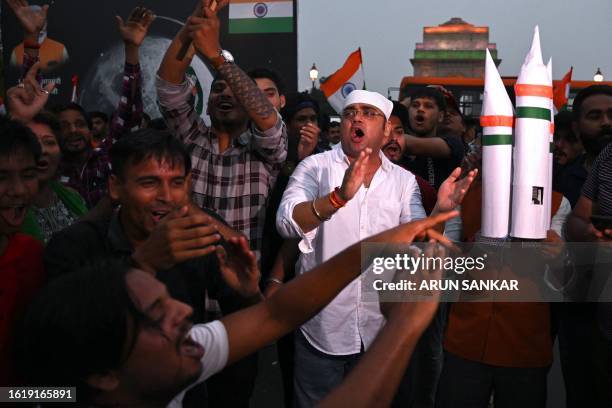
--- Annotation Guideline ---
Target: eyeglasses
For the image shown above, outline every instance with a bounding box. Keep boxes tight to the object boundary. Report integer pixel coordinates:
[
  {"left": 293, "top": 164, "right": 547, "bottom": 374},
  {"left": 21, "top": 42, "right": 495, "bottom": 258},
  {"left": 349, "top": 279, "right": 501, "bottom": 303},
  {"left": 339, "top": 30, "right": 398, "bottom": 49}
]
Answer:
[{"left": 341, "top": 108, "right": 385, "bottom": 120}]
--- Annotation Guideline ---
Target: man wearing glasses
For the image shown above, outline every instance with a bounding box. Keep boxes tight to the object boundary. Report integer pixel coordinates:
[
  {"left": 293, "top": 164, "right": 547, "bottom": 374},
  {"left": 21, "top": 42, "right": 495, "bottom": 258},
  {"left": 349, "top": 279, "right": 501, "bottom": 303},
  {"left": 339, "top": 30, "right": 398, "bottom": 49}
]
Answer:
[{"left": 276, "top": 90, "right": 475, "bottom": 406}]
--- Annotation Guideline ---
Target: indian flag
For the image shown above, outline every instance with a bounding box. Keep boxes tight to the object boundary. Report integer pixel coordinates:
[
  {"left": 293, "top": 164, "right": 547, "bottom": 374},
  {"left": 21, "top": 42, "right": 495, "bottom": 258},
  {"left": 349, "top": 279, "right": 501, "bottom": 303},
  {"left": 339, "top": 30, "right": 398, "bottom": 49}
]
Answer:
[
  {"left": 229, "top": 0, "right": 294, "bottom": 34},
  {"left": 320, "top": 48, "right": 365, "bottom": 114},
  {"left": 553, "top": 67, "right": 573, "bottom": 113}
]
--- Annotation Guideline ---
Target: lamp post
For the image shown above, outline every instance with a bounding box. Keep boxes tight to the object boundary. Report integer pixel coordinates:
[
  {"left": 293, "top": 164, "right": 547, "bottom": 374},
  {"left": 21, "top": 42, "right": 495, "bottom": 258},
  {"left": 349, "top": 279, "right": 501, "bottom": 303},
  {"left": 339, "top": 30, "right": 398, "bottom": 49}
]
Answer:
[
  {"left": 594, "top": 68, "right": 604, "bottom": 82},
  {"left": 309, "top": 63, "right": 319, "bottom": 90}
]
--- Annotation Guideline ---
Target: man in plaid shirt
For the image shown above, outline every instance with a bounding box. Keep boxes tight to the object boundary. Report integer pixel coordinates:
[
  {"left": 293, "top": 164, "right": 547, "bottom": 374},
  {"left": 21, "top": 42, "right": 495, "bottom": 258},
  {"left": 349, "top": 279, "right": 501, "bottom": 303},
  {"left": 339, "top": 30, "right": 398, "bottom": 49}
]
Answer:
[{"left": 156, "top": 2, "right": 287, "bottom": 257}]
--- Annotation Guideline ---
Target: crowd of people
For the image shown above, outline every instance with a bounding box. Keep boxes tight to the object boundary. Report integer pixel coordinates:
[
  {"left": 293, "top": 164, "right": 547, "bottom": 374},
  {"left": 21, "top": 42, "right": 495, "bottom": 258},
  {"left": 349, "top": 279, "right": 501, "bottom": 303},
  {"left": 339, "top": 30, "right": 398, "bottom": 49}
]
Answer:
[{"left": 1, "top": 0, "right": 612, "bottom": 407}]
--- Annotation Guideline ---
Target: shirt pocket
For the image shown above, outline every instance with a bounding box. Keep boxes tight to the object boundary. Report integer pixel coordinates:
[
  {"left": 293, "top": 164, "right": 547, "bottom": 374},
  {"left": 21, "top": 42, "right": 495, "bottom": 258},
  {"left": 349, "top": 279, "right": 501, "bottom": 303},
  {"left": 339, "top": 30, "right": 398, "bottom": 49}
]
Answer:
[{"left": 369, "top": 199, "right": 402, "bottom": 231}]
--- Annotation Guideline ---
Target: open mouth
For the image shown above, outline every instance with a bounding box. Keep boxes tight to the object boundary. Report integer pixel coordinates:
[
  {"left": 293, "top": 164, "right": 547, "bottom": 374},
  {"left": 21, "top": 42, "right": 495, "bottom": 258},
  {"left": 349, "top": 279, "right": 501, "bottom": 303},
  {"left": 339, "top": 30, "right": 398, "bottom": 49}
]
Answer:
[
  {"left": 37, "top": 159, "right": 49, "bottom": 171},
  {"left": 178, "top": 332, "right": 204, "bottom": 360},
  {"left": 414, "top": 114, "right": 425, "bottom": 127},
  {"left": 351, "top": 127, "right": 365, "bottom": 143},
  {"left": 384, "top": 142, "right": 401, "bottom": 155},
  {"left": 0, "top": 205, "right": 27, "bottom": 228},
  {"left": 217, "top": 100, "right": 235, "bottom": 112},
  {"left": 151, "top": 209, "right": 171, "bottom": 224}
]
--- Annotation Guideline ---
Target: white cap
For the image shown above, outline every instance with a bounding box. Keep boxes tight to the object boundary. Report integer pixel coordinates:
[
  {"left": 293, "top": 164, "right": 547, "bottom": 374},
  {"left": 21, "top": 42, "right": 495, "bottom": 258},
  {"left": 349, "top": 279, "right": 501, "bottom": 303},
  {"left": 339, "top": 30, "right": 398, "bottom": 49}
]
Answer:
[{"left": 343, "top": 90, "right": 393, "bottom": 120}]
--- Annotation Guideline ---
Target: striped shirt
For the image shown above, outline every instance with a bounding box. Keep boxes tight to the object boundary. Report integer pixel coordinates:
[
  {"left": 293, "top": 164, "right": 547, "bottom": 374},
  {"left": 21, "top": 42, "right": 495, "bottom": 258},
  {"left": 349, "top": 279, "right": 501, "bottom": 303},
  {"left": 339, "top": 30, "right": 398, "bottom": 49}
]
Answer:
[
  {"left": 582, "top": 143, "right": 612, "bottom": 342},
  {"left": 156, "top": 76, "right": 287, "bottom": 255},
  {"left": 583, "top": 142, "right": 612, "bottom": 216}
]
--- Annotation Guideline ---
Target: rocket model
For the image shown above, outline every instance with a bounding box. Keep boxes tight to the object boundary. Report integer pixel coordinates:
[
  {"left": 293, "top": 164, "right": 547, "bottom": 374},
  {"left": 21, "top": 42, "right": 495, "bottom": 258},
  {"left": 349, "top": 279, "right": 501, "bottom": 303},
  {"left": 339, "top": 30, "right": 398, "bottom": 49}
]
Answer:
[
  {"left": 510, "top": 26, "right": 553, "bottom": 239},
  {"left": 481, "top": 49, "right": 514, "bottom": 238},
  {"left": 481, "top": 26, "right": 553, "bottom": 239}
]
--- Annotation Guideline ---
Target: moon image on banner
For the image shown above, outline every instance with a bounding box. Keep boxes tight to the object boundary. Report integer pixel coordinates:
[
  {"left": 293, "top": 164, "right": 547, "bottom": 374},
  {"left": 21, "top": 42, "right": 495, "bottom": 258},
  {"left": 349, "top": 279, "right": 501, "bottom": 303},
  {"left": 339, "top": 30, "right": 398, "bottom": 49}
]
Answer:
[{"left": 80, "top": 29, "right": 214, "bottom": 124}]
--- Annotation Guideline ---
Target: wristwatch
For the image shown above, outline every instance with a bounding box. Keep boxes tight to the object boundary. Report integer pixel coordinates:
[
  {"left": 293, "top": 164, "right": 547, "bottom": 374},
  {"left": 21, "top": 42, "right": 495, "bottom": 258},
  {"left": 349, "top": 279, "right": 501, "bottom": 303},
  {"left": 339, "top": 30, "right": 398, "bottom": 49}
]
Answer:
[{"left": 210, "top": 49, "right": 234, "bottom": 69}]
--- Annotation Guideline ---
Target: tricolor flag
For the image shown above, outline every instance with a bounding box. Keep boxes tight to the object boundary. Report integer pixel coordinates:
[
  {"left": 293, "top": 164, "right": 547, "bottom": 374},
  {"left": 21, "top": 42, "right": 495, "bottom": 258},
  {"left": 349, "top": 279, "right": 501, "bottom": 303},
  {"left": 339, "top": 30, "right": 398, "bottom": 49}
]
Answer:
[
  {"left": 320, "top": 48, "right": 365, "bottom": 114},
  {"left": 229, "top": 0, "right": 293, "bottom": 34},
  {"left": 553, "top": 67, "right": 573, "bottom": 113}
]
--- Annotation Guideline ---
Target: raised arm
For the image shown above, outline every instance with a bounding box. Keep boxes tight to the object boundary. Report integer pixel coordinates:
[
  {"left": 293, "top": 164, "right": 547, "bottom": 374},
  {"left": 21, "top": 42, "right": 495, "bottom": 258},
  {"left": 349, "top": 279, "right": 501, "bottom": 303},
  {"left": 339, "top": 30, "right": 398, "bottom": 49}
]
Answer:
[
  {"left": 187, "top": 0, "right": 279, "bottom": 132},
  {"left": 220, "top": 211, "right": 458, "bottom": 365},
  {"left": 7, "top": 0, "right": 48, "bottom": 77},
  {"left": 106, "top": 7, "right": 153, "bottom": 143}
]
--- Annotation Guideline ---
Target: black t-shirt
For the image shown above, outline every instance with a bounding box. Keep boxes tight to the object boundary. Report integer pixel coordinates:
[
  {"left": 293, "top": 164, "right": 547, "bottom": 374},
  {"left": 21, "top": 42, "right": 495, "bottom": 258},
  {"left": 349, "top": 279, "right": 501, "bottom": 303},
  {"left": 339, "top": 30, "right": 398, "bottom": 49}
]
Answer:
[
  {"left": 44, "top": 209, "right": 229, "bottom": 324},
  {"left": 553, "top": 153, "right": 588, "bottom": 208},
  {"left": 402, "top": 135, "right": 465, "bottom": 190}
]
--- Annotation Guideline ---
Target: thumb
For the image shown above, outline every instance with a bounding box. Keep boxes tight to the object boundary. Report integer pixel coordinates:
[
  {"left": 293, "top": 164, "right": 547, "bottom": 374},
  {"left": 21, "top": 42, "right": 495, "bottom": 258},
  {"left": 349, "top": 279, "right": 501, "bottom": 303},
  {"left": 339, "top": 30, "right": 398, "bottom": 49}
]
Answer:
[
  {"left": 164, "top": 205, "right": 189, "bottom": 223},
  {"left": 115, "top": 15, "right": 124, "bottom": 29},
  {"left": 44, "top": 81, "right": 55, "bottom": 94},
  {"left": 41, "top": 4, "right": 49, "bottom": 18}
]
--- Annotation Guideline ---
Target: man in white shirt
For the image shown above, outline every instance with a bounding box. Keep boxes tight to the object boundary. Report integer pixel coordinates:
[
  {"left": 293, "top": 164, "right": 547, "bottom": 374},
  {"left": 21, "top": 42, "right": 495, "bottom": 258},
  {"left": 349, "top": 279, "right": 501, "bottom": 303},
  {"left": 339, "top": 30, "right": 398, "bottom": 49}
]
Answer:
[{"left": 276, "top": 90, "right": 476, "bottom": 406}]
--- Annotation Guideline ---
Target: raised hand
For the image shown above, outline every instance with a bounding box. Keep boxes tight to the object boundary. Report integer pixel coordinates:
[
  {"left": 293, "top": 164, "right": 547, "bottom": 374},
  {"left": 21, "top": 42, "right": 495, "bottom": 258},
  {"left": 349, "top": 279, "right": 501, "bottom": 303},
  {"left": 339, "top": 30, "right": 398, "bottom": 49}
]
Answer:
[
  {"left": 338, "top": 148, "right": 372, "bottom": 202},
  {"left": 186, "top": 0, "right": 229, "bottom": 59},
  {"left": 216, "top": 236, "right": 262, "bottom": 299},
  {"left": 7, "top": 0, "right": 48, "bottom": 37},
  {"left": 7, "top": 62, "right": 54, "bottom": 123},
  {"left": 131, "top": 206, "right": 221, "bottom": 273},
  {"left": 116, "top": 7, "right": 155, "bottom": 48},
  {"left": 437, "top": 167, "right": 478, "bottom": 212},
  {"left": 297, "top": 122, "right": 320, "bottom": 161}
]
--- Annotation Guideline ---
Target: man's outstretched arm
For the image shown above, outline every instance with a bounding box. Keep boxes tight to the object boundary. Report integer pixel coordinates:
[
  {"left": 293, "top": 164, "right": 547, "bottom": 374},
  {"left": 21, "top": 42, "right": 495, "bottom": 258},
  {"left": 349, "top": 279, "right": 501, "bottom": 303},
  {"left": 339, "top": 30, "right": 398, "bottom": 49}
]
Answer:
[{"left": 221, "top": 210, "right": 458, "bottom": 365}]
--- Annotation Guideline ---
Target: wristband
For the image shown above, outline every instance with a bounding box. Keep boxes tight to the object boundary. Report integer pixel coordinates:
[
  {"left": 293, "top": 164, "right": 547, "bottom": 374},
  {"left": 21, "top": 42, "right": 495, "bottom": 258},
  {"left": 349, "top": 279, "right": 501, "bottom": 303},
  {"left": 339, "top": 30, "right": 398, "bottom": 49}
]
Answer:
[
  {"left": 311, "top": 199, "right": 331, "bottom": 222},
  {"left": 329, "top": 187, "right": 347, "bottom": 209}
]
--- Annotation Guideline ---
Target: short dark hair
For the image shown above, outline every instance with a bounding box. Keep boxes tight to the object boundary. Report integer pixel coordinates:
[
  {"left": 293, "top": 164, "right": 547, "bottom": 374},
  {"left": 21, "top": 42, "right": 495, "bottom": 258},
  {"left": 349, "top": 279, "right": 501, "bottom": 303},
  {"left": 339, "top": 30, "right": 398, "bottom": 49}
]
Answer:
[
  {"left": 0, "top": 116, "right": 42, "bottom": 162},
  {"left": 31, "top": 110, "right": 62, "bottom": 142},
  {"left": 53, "top": 102, "right": 92, "bottom": 129},
  {"left": 281, "top": 92, "right": 320, "bottom": 123},
  {"left": 248, "top": 68, "right": 285, "bottom": 95},
  {"left": 89, "top": 111, "right": 109, "bottom": 123},
  {"left": 572, "top": 85, "right": 612, "bottom": 120},
  {"left": 329, "top": 121, "right": 340, "bottom": 129},
  {"left": 17, "top": 259, "right": 148, "bottom": 404},
  {"left": 109, "top": 128, "right": 191, "bottom": 179},
  {"left": 408, "top": 87, "right": 447, "bottom": 111},
  {"left": 554, "top": 110, "right": 579, "bottom": 143},
  {"left": 391, "top": 101, "right": 410, "bottom": 130}
]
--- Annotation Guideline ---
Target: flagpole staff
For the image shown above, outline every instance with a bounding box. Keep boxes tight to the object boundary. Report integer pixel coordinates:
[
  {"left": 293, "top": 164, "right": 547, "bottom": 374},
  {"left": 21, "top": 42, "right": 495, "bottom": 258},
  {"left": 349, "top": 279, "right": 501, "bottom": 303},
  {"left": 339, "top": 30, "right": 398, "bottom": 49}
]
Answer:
[{"left": 309, "top": 63, "right": 319, "bottom": 90}]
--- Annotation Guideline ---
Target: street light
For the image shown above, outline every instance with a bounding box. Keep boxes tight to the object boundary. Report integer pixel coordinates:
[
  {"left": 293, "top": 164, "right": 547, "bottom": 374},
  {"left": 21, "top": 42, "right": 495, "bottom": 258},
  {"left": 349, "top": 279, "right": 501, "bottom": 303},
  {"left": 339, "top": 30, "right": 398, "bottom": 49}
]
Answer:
[
  {"left": 594, "top": 68, "right": 604, "bottom": 82},
  {"left": 309, "top": 63, "right": 319, "bottom": 89}
]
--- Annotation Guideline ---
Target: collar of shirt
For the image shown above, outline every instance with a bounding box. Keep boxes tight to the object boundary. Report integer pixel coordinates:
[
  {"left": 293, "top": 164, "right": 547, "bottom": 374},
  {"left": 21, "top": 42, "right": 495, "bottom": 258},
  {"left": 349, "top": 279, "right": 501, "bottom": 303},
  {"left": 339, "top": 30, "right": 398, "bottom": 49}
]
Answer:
[
  {"left": 207, "top": 126, "right": 252, "bottom": 151},
  {"left": 329, "top": 143, "right": 393, "bottom": 173}
]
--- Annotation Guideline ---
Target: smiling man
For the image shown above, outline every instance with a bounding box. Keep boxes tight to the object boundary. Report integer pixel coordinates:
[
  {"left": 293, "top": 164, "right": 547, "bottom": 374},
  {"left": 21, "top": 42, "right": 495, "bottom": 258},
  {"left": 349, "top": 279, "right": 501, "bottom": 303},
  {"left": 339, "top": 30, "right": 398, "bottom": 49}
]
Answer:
[
  {"left": 277, "top": 90, "right": 475, "bottom": 406},
  {"left": 44, "top": 129, "right": 250, "bottom": 317}
]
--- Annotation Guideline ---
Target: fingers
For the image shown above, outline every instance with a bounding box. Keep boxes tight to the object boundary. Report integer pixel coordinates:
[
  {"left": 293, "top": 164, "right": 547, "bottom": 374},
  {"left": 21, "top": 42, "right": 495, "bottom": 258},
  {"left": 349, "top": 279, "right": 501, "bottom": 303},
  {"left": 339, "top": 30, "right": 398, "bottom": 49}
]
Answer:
[
  {"left": 173, "top": 234, "right": 221, "bottom": 252},
  {"left": 25, "top": 61, "right": 41, "bottom": 82},
  {"left": 41, "top": 4, "right": 49, "bottom": 18},
  {"left": 176, "top": 224, "right": 218, "bottom": 240},
  {"left": 418, "top": 210, "right": 460, "bottom": 230}
]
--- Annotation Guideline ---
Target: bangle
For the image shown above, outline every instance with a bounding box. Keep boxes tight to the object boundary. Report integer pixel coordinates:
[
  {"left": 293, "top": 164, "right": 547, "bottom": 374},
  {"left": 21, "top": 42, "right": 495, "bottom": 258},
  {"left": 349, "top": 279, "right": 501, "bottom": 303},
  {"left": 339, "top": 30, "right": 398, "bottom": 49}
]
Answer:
[
  {"left": 266, "top": 277, "right": 283, "bottom": 285},
  {"left": 311, "top": 199, "right": 331, "bottom": 222}
]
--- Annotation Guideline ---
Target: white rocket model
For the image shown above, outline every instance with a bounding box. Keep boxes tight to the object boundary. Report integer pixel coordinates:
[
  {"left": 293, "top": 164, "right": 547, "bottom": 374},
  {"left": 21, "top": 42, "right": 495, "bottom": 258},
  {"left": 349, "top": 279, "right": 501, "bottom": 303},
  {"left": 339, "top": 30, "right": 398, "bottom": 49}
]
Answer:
[
  {"left": 510, "top": 26, "right": 553, "bottom": 239},
  {"left": 480, "top": 49, "right": 514, "bottom": 238}
]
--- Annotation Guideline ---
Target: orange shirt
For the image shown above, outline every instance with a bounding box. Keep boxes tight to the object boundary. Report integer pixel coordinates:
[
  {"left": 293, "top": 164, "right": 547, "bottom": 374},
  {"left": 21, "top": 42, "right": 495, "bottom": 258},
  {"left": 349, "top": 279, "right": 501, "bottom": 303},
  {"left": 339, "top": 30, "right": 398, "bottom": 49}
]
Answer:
[{"left": 444, "top": 181, "right": 562, "bottom": 368}]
